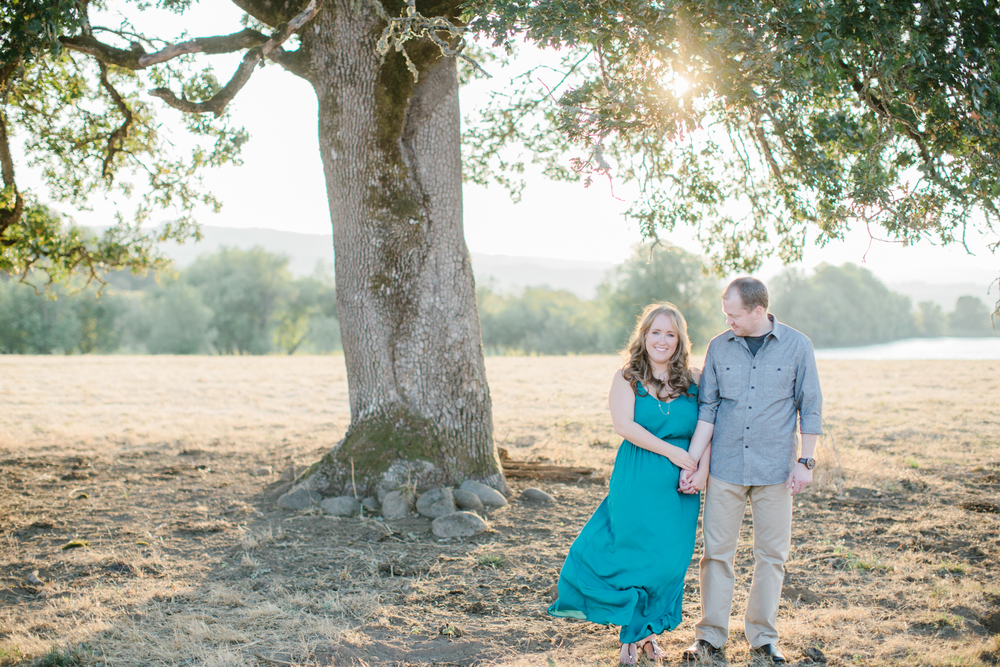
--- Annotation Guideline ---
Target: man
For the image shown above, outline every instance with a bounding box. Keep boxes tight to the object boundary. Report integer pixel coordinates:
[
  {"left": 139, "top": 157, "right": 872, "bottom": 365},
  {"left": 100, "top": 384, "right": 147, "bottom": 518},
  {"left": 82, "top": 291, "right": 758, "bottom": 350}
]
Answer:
[{"left": 679, "top": 277, "right": 822, "bottom": 664}]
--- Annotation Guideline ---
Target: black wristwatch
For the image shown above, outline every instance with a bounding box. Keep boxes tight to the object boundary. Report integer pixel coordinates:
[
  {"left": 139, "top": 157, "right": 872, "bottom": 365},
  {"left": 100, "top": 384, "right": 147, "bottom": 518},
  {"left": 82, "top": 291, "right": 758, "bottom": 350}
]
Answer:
[{"left": 797, "top": 457, "right": 816, "bottom": 470}]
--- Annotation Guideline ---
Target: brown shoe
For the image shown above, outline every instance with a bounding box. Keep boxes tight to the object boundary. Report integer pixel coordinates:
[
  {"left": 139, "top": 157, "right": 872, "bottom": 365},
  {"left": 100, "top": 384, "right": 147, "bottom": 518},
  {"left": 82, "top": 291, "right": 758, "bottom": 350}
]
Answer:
[{"left": 682, "top": 639, "right": 720, "bottom": 662}]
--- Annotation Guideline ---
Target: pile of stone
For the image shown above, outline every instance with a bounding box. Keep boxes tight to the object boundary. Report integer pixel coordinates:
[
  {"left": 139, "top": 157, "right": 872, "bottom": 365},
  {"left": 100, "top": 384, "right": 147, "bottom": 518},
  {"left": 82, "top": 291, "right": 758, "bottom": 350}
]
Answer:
[{"left": 277, "top": 480, "right": 555, "bottom": 538}]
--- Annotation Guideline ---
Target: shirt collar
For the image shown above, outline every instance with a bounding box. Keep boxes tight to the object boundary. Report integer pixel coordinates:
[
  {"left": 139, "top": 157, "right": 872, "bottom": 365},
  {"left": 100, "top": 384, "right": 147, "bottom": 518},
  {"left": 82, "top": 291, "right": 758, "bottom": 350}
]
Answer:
[{"left": 724, "top": 314, "right": 784, "bottom": 341}]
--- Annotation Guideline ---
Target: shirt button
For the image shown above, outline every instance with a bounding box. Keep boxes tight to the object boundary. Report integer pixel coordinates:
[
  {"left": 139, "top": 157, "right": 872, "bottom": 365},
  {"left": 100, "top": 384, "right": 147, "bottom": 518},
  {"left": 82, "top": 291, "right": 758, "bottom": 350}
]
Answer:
[
  {"left": 745, "top": 445, "right": 749, "bottom": 448},
  {"left": 751, "top": 386, "right": 754, "bottom": 389},
  {"left": 753, "top": 366, "right": 756, "bottom": 369}
]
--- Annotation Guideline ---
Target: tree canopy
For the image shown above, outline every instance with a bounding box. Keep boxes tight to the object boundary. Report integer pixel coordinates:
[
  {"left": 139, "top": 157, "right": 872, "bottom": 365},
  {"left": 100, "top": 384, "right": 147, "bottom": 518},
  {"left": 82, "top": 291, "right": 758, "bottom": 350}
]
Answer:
[
  {"left": 0, "top": 0, "right": 304, "bottom": 285},
  {"left": 461, "top": 0, "right": 1000, "bottom": 284},
  {"left": 3, "top": 0, "right": 999, "bottom": 294}
]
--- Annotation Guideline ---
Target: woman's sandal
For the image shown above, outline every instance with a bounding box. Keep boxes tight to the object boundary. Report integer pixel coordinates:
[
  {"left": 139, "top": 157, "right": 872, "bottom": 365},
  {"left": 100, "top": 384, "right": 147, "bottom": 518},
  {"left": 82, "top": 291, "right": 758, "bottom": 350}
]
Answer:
[
  {"left": 638, "top": 637, "right": 666, "bottom": 662},
  {"left": 619, "top": 642, "right": 639, "bottom": 665}
]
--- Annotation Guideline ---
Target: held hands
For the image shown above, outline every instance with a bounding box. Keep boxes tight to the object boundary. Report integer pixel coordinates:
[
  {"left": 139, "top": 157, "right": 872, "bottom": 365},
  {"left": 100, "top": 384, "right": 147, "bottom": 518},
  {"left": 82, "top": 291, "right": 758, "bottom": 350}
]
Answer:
[
  {"left": 787, "top": 463, "right": 813, "bottom": 496},
  {"left": 678, "top": 469, "right": 692, "bottom": 493},
  {"left": 667, "top": 446, "right": 698, "bottom": 472},
  {"left": 679, "top": 466, "right": 708, "bottom": 494}
]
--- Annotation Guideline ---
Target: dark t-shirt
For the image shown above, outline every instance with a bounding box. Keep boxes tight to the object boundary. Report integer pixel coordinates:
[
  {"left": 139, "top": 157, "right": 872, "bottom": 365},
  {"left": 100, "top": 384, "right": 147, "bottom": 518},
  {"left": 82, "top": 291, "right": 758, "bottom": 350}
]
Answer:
[{"left": 743, "top": 334, "right": 768, "bottom": 356}]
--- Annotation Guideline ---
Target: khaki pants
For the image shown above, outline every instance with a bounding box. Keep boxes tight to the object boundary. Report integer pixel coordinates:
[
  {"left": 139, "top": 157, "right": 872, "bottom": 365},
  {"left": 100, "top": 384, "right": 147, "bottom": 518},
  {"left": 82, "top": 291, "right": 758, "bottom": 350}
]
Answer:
[{"left": 694, "top": 476, "right": 793, "bottom": 649}]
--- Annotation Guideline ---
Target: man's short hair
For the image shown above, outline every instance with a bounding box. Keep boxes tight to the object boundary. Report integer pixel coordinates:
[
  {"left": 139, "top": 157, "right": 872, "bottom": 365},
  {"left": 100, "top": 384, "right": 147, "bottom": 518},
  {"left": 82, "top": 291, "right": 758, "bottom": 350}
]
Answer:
[{"left": 725, "top": 277, "right": 769, "bottom": 312}]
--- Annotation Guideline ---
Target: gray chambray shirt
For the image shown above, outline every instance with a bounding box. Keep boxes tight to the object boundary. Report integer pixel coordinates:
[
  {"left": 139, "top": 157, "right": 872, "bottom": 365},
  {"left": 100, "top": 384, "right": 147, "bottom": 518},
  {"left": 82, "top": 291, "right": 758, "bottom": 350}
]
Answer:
[{"left": 698, "top": 315, "right": 823, "bottom": 486}]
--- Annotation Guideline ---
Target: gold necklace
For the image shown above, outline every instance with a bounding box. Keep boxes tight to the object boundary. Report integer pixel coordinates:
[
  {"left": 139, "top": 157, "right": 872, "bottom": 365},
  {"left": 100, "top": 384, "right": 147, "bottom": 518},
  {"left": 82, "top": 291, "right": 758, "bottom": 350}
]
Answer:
[
  {"left": 652, "top": 376, "right": 673, "bottom": 416},
  {"left": 657, "top": 397, "right": 671, "bottom": 416}
]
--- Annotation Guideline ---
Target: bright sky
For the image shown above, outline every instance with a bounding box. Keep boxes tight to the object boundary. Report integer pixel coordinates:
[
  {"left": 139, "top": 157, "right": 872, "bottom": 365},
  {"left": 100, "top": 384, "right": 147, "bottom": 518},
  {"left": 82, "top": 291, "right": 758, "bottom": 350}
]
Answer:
[{"left": 37, "top": 3, "right": 1000, "bottom": 290}]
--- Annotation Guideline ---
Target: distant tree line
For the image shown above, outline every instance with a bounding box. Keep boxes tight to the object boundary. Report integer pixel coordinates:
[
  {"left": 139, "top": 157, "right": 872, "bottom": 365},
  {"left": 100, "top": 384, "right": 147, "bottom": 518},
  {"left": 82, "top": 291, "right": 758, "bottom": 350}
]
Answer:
[
  {"left": 0, "top": 248, "right": 341, "bottom": 355},
  {"left": 770, "top": 265, "right": 999, "bottom": 347},
  {"left": 0, "top": 245, "right": 995, "bottom": 355},
  {"left": 478, "top": 243, "right": 721, "bottom": 355}
]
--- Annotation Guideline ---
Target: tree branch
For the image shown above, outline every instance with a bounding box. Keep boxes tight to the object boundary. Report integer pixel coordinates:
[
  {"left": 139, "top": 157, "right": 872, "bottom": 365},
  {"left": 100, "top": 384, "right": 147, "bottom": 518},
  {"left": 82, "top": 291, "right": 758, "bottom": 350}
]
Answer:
[
  {"left": 232, "top": 0, "right": 304, "bottom": 29},
  {"left": 97, "top": 62, "right": 133, "bottom": 181},
  {"left": 60, "top": 34, "right": 148, "bottom": 70},
  {"left": 59, "top": 0, "right": 323, "bottom": 95},
  {"left": 149, "top": 0, "right": 323, "bottom": 116},
  {"left": 750, "top": 108, "right": 784, "bottom": 185},
  {"left": 0, "top": 68, "right": 24, "bottom": 239},
  {"left": 0, "top": 60, "right": 19, "bottom": 105},
  {"left": 0, "top": 115, "right": 14, "bottom": 190},
  {"left": 261, "top": 0, "right": 324, "bottom": 58},
  {"left": 137, "top": 28, "right": 269, "bottom": 66},
  {"left": 61, "top": 28, "right": 271, "bottom": 69},
  {"left": 150, "top": 48, "right": 262, "bottom": 116},
  {"left": 837, "top": 58, "right": 933, "bottom": 169},
  {"left": 266, "top": 45, "right": 310, "bottom": 79}
]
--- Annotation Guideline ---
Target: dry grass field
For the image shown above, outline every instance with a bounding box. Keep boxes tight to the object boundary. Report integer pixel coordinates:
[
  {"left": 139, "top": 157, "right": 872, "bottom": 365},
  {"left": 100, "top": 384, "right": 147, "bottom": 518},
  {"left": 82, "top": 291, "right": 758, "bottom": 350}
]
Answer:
[{"left": 1, "top": 355, "right": 999, "bottom": 667}]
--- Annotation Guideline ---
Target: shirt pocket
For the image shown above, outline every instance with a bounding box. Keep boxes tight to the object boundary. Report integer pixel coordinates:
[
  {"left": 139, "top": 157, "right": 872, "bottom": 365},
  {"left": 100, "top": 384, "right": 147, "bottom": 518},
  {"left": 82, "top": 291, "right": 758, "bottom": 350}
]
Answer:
[
  {"left": 717, "top": 364, "right": 743, "bottom": 399},
  {"left": 764, "top": 364, "right": 794, "bottom": 397}
]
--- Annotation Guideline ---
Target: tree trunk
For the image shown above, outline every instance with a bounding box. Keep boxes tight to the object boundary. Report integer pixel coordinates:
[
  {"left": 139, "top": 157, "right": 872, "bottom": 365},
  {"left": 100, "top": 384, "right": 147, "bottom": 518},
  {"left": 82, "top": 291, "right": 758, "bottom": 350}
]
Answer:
[{"left": 293, "top": 0, "right": 506, "bottom": 498}]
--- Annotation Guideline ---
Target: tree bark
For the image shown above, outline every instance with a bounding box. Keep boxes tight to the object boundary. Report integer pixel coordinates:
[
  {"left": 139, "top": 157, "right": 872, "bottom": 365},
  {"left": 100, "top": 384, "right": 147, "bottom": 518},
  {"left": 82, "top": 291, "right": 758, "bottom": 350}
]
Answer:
[{"left": 291, "top": 0, "right": 505, "bottom": 497}]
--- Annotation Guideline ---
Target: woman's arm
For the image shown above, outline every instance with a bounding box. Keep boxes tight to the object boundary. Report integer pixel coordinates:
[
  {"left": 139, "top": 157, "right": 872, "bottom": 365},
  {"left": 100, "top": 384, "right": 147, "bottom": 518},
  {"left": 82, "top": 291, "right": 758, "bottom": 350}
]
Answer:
[
  {"left": 609, "top": 371, "right": 697, "bottom": 471},
  {"left": 679, "top": 368, "right": 714, "bottom": 493},
  {"left": 686, "top": 420, "right": 714, "bottom": 463}
]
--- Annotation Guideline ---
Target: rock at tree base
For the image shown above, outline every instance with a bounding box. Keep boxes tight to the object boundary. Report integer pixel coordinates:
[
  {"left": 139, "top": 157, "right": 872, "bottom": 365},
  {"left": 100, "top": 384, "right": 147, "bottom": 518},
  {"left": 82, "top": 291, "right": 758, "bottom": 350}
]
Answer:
[
  {"left": 519, "top": 487, "right": 555, "bottom": 505},
  {"left": 382, "top": 489, "right": 415, "bottom": 519},
  {"left": 251, "top": 466, "right": 272, "bottom": 477},
  {"left": 320, "top": 496, "right": 361, "bottom": 517},
  {"left": 432, "top": 511, "right": 488, "bottom": 538},
  {"left": 459, "top": 480, "right": 507, "bottom": 508},
  {"left": 416, "top": 488, "right": 455, "bottom": 519},
  {"left": 453, "top": 488, "right": 484, "bottom": 512},
  {"left": 361, "top": 497, "right": 380, "bottom": 513},
  {"left": 277, "top": 488, "right": 322, "bottom": 510}
]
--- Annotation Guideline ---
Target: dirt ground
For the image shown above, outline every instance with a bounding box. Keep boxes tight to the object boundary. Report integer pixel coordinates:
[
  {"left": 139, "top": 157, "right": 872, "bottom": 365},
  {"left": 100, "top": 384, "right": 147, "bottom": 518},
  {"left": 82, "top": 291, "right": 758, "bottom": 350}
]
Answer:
[{"left": 1, "top": 356, "right": 999, "bottom": 667}]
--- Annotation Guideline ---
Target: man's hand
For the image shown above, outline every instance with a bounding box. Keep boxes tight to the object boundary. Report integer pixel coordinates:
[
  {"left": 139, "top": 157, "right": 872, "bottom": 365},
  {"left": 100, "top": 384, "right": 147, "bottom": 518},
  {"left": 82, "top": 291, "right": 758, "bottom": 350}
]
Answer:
[
  {"left": 679, "top": 466, "right": 709, "bottom": 494},
  {"left": 787, "top": 463, "right": 813, "bottom": 496},
  {"left": 678, "top": 469, "right": 693, "bottom": 493}
]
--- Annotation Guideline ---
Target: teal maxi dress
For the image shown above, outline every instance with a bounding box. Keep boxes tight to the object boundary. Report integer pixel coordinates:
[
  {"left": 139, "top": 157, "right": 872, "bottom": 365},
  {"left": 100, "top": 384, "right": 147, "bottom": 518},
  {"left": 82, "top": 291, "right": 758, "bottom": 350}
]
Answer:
[{"left": 548, "top": 383, "right": 701, "bottom": 643}]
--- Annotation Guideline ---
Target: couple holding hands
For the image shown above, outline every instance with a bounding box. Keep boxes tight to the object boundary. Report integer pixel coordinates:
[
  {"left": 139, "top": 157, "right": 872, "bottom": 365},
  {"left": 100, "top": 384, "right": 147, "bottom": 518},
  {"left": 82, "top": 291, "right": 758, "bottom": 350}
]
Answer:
[{"left": 548, "top": 277, "right": 823, "bottom": 664}]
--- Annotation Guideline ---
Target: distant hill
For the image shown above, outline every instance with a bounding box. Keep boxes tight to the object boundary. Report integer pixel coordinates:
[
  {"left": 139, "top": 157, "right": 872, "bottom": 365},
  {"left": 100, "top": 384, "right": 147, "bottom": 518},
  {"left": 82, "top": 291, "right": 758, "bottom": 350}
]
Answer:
[
  {"left": 153, "top": 225, "right": 614, "bottom": 299},
  {"left": 472, "top": 253, "right": 614, "bottom": 299},
  {"left": 155, "top": 226, "right": 336, "bottom": 278},
  {"left": 144, "top": 226, "right": 996, "bottom": 308},
  {"left": 889, "top": 276, "right": 998, "bottom": 310}
]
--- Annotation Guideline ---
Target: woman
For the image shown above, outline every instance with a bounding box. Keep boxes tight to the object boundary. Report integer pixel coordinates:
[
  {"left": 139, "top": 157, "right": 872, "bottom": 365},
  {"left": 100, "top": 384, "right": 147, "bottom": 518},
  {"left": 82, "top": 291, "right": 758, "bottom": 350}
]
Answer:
[{"left": 548, "top": 303, "right": 712, "bottom": 663}]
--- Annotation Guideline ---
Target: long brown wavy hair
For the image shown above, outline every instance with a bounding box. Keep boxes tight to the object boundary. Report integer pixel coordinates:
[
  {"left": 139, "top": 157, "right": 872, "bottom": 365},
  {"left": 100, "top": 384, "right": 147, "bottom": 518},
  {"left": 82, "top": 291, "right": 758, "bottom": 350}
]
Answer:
[{"left": 621, "top": 302, "right": 693, "bottom": 400}]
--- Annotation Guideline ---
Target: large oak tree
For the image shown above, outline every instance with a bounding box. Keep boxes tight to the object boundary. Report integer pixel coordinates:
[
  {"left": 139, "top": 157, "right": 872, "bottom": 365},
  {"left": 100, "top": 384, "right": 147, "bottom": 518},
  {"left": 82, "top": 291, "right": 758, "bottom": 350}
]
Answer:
[
  {"left": 3, "top": 0, "right": 998, "bottom": 497},
  {"left": 2, "top": 0, "right": 503, "bottom": 497}
]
